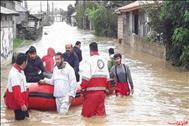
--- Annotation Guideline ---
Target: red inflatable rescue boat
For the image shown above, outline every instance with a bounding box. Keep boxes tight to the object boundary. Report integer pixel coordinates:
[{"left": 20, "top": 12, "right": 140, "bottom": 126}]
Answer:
[{"left": 28, "top": 83, "right": 84, "bottom": 111}]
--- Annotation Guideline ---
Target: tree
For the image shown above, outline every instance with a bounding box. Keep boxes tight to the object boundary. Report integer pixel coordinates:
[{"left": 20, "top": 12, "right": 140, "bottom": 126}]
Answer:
[
  {"left": 75, "top": 1, "right": 134, "bottom": 37},
  {"left": 88, "top": 5, "right": 117, "bottom": 37},
  {"left": 75, "top": 2, "right": 97, "bottom": 29},
  {"left": 145, "top": 1, "right": 189, "bottom": 69},
  {"left": 66, "top": 4, "right": 75, "bottom": 24},
  {"left": 59, "top": 9, "right": 66, "bottom": 21}
]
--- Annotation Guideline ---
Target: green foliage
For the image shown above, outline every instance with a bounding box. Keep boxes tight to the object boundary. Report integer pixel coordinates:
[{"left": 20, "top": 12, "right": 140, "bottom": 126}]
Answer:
[
  {"left": 13, "top": 38, "right": 32, "bottom": 49},
  {"left": 144, "top": 2, "right": 163, "bottom": 33},
  {"left": 172, "top": 27, "right": 189, "bottom": 46},
  {"left": 145, "top": 31, "right": 159, "bottom": 43},
  {"left": 88, "top": 6, "right": 107, "bottom": 36},
  {"left": 66, "top": 4, "right": 75, "bottom": 24},
  {"left": 75, "top": 4, "right": 85, "bottom": 28},
  {"left": 87, "top": 5, "right": 117, "bottom": 37},
  {"left": 180, "top": 45, "right": 189, "bottom": 69},
  {"left": 75, "top": 2, "right": 117, "bottom": 37},
  {"left": 184, "top": 10, "right": 189, "bottom": 22},
  {"left": 146, "top": 1, "right": 189, "bottom": 69},
  {"left": 75, "top": 2, "right": 97, "bottom": 29}
]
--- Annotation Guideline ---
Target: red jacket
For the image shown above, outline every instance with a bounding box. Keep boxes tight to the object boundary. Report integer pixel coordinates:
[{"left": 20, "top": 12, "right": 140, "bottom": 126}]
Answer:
[
  {"left": 80, "top": 53, "right": 109, "bottom": 92},
  {"left": 4, "top": 64, "right": 28, "bottom": 110},
  {"left": 42, "top": 48, "right": 55, "bottom": 73}
]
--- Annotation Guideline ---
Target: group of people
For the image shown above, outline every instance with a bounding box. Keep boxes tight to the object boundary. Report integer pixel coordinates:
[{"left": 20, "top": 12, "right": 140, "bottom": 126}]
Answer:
[
  {"left": 4, "top": 41, "right": 134, "bottom": 120},
  {"left": 24, "top": 41, "right": 82, "bottom": 83}
]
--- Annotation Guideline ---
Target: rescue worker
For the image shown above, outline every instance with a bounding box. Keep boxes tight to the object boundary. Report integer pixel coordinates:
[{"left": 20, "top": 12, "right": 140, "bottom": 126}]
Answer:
[
  {"left": 4, "top": 53, "right": 29, "bottom": 120},
  {"left": 73, "top": 41, "right": 82, "bottom": 62},
  {"left": 39, "top": 52, "right": 77, "bottom": 114},
  {"left": 42, "top": 47, "right": 55, "bottom": 78},
  {"left": 24, "top": 46, "right": 45, "bottom": 82},
  {"left": 42, "top": 47, "right": 55, "bottom": 73},
  {"left": 110, "top": 53, "right": 134, "bottom": 96},
  {"left": 63, "top": 44, "right": 80, "bottom": 82},
  {"left": 80, "top": 42, "right": 110, "bottom": 117}
]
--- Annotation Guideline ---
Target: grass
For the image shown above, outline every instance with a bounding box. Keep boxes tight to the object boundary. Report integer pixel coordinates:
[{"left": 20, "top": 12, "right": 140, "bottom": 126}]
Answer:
[{"left": 13, "top": 38, "right": 32, "bottom": 49}]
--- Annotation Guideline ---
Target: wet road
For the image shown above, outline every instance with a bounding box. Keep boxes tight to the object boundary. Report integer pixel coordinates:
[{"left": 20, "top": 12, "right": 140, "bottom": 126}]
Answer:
[{"left": 1, "top": 22, "right": 189, "bottom": 126}]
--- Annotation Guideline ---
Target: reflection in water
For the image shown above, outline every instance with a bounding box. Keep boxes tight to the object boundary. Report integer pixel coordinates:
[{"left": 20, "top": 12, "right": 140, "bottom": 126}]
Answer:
[{"left": 1, "top": 22, "right": 189, "bottom": 125}]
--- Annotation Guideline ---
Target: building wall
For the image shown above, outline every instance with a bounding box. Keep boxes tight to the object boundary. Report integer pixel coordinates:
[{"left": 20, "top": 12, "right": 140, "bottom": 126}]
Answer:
[
  {"left": 15, "top": 12, "right": 28, "bottom": 25},
  {"left": 1, "top": 1, "right": 17, "bottom": 39},
  {"left": 128, "top": 12, "right": 132, "bottom": 34},
  {"left": 126, "top": 34, "right": 166, "bottom": 59},
  {"left": 1, "top": 15, "right": 14, "bottom": 66},
  {"left": 118, "top": 9, "right": 166, "bottom": 59},
  {"left": 117, "top": 15, "right": 124, "bottom": 40}
]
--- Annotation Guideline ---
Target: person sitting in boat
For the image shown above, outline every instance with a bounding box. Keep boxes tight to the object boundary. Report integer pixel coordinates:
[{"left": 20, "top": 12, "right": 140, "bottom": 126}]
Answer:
[
  {"left": 24, "top": 46, "right": 45, "bottom": 82},
  {"left": 63, "top": 43, "right": 80, "bottom": 82},
  {"left": 39, "top": 52, "right": 77, "bottom": 114},
  {"left": 42, "top": 47, "right": 55, "bottom": 78},
  {"left": 4, "top": 53, "right": 29, "bottom": 120},
  {"left": 110, "top": 53, "right": 134, "bottom": 96}
]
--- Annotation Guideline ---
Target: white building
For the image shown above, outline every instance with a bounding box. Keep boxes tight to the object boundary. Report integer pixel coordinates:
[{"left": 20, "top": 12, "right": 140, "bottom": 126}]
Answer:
[{"left": 1, "top": 6, "right": 19, "bottom": 66}]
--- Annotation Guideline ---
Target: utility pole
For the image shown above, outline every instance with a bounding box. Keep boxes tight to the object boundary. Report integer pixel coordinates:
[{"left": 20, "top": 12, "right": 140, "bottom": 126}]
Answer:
[
  {"left": 52, "top": 1, "right": 54, "bottom": 22},
  {"left": 83, "top": 0, "right": 86, "bottom": 30},
  {"left": 24, "top": 1, "right": 28, "bottom": 9},
  {"left": 47, "top": 0, "right": 49, "bottom": 14},
  {"left": 40, "top": 1, "right": 42, "bottom": 12}
]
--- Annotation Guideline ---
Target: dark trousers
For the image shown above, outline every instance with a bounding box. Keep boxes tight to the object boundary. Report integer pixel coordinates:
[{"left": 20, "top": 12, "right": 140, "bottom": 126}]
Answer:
[{"left": 14, "top": 109, "right": 29, "bottom": 120}]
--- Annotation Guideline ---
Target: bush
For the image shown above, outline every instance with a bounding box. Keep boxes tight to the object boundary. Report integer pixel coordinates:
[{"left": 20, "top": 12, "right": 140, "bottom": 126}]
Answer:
[
  {"left": 13, "top": 38, "right": 32, "bottom": 49},
  {"left": 75, "top": 2, "right": 117, "bottom": 37},
  {"left": 88, "top": 5, "right": 117, "bottom": 37},
  {"left": 75, "top": 2, "right": 97, "bottom": 29},
  {"left": 145, "top": 1, "right": 189, "bottom": 69}
]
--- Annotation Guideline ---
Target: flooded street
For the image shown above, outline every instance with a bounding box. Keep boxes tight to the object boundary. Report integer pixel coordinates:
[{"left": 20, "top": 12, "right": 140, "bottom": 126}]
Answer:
[{"left": 1, "top": 22, "right": 189, "bottom": 126}]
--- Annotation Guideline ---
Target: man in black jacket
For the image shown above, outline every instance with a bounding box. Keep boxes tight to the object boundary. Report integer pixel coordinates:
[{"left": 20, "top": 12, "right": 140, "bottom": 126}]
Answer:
[
  {"left": 73, "top": 41, "right": 82, "bottom": 62},
  {"left": 63, "top": 44, "right": 80, "bottom": 82},
  {"left": 24, "top": 46, "right": 45, "bottom": 82}
]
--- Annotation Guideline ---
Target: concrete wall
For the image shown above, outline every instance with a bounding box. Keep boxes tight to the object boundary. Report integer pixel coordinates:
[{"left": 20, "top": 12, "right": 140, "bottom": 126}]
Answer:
[
  {"left": 117, "top": 9, "right": 166, "bottom": 59},
  {"left": 117, "top": 15, "right": 124, "bottom": 40},
  {"left": 1, "top": 15, "right": 14, "bottom": 66},
  {"left": 125, "top": 34, "right": 166, "bottom": 59}
]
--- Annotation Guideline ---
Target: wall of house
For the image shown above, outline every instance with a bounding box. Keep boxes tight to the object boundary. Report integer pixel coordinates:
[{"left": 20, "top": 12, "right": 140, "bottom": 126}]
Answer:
[
  {"left": 1, "top": 1, "right": 17, "bottom": 39},
  {"left": 138, "top": 10, "right": 151, "bottom": 38},
  {"left": 117, "top": 15, "right": 124, "bottom": 40},
  {"left": 118, "top": 10, "right": 166, "bottom": 59},
  {"left": 15, "top": 12, "right": 28, "bottom": 25},
  {"left": 1, "top": 15, "right": 14, "bottom": 66},
  {"left": 126, "top": 34, "right": 166, "bottom": 59}
]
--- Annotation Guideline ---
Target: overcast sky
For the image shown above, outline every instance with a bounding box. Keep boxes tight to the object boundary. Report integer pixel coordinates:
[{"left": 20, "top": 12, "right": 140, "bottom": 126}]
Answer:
[{"left": 27, "top": 1, "right": 76, "bottom": 13}]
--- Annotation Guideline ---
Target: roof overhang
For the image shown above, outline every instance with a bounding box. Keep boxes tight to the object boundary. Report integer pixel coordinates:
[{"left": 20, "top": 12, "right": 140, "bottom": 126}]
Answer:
[
  {"left": 0, "top": 6, "right": 19, "bottom": 15},
  {"left": 115, "top": 1, "right": 163, "bottom": 14}
]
